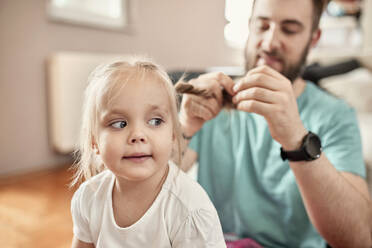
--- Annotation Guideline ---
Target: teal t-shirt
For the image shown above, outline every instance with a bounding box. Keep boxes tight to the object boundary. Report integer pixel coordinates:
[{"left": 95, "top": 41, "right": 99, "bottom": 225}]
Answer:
[{"left": 189, "top": 82, "right": 366, "bottom": 248}]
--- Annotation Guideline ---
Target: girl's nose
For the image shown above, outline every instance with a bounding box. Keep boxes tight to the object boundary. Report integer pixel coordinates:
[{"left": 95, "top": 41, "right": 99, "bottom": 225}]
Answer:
[
  {"left": 130, "top": 136, "right": 146, "bottom": 144},
  {"left": 128, "top": 130, "right": 147, "bottom": 144}
]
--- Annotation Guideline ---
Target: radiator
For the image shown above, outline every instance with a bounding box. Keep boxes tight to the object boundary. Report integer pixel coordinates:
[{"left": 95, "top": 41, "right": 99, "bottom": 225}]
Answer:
[{"left": 47, "top": 52, "right": 130, "bottom": 154}]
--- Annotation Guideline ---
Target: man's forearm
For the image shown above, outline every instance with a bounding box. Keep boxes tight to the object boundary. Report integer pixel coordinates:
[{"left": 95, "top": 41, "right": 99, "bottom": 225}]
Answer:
[{"left": 290, "top": 155, "right": 372, "bottom": 247}]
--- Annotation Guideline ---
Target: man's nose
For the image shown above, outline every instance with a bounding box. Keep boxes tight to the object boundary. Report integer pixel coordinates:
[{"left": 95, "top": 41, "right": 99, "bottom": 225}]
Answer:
[{"left": 261, "top": 25, "right": 282, "bottom": 52}]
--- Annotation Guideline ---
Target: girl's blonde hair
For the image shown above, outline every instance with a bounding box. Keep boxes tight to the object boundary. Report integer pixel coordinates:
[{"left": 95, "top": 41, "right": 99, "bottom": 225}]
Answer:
[{"left": 71, "top": 56, "right": 183, "bottom": 186}]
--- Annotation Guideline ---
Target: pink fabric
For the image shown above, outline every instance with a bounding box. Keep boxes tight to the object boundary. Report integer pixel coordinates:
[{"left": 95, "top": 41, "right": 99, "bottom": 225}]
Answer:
[{"left": 226, "top": 238, "right": 262, "bottom": 248}]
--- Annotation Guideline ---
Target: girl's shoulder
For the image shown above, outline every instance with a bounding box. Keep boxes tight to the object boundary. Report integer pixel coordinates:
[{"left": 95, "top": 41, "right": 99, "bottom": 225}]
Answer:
[
  {"left": 161, "top": 163, "right": 225, "bottom": 246},
  {"left": 163, "top": 163, "right": 216, "bottom": 212},
  {"left": 72, "top": 170, "right": 114, "bottom": 206}
]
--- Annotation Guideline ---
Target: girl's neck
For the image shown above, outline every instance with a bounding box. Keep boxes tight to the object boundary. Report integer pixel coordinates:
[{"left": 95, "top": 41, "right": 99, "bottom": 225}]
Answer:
[
  {"left": 114, "top": 163, "right": 169, "bottom": 197},
  {"left": 111, "top": 164, "right": 169, "bottom": 227}
]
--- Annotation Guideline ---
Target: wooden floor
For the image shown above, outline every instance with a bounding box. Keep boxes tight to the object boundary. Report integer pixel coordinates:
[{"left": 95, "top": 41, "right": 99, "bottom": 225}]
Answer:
[{"left": 0, "top": 165, "right": 75, "bottom": 248}]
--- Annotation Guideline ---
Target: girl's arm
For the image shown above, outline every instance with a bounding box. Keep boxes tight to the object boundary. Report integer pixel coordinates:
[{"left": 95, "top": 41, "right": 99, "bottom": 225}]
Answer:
[{"left": 71, "top": 236, "right": 95, "bottom": 248}]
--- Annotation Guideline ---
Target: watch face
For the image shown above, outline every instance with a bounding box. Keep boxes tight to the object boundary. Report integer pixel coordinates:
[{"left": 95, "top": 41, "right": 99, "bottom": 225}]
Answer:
[{"left": 305, "top": 133, "right": 322, "bottom": 159}]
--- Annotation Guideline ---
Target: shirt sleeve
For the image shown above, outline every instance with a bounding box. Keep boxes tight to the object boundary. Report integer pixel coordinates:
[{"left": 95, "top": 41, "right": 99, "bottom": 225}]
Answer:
[
  {"left": 321, "top": 106, "right": 366, "bottom": 178},
  {"left": 171, "top": 208, "right": 226, "bottom": 248},
  {"left": 70, "top": 185, "right": 92, "bottom": 243}
]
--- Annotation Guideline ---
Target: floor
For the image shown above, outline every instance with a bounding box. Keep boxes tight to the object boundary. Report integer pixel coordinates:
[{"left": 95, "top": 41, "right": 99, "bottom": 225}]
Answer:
[{"left": 0, "top": 165, "right": 75, "bottom": 248}]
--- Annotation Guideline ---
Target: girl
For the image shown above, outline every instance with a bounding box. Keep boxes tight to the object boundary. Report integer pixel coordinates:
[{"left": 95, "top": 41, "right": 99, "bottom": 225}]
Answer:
[{"left": 70, "top": 57, "right": 226, "bottom": 248}]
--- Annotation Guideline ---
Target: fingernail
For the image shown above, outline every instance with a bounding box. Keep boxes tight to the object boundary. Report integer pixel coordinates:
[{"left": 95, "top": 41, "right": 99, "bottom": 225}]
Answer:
[{"left": 233, "top": 84, "right": 239, "bottom": 93}]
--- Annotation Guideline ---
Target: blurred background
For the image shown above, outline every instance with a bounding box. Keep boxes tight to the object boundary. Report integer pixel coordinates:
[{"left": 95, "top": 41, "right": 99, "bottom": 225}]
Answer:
[{"left": 0, "top": 0, "right": 371, "bottom": 247}]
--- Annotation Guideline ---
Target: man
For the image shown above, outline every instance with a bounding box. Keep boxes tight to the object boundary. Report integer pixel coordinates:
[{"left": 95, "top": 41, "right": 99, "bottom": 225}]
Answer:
[{"left": 179, "top": 0, "right": 372, "bottom": 247}]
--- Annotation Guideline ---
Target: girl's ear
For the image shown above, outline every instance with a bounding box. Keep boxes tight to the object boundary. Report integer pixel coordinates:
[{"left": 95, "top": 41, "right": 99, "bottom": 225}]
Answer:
[{"left": 92, "top": 139, "right": 100, "bottom": 155}]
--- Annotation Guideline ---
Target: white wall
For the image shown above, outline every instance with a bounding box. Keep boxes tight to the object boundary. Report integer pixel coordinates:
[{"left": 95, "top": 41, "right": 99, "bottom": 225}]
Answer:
[
  {"left": 0, "top": 0, "right": 242, "bottom": 176},
  {"left": 362, "top": 0, "right": 372, "bottom": 51}
]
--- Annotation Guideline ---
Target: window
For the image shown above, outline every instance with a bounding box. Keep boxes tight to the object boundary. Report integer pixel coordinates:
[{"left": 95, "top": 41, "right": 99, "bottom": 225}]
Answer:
[
  {"left": 224, "top": 0, "right": 253, "bottom": 49},
  {"left": 47, "top": 0, "right": 128, "bottom": 31}
]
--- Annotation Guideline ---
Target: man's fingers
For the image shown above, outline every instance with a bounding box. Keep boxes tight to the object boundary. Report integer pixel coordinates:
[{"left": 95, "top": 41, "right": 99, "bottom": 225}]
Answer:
[
  {"left": 209, "top": 79, "right": 224, "bottom": 105},
  {"left": 200, "top": 96, "right": 221, "bottom": 116},
  {"left": 233, "top": 65, "right": 292, "bottom": 93},
  {"left": 189, "top": 78, "right": 223, "bottom": 105},
  {"left": 214, "top": 72, "right": 235, "bottom": 96},
  {"left": 234, "top": 73, "right": 280, "bottom": 93},
  {"left": 247, "top": 65, "right": 285, "bottom": 79},
  {"left": 236, "top": 99, "right": 274, "bottom": 116},
  {"left": 200, "top": 72, "right": 235, "bottom": 95},
  {"left": 232, "top": 87, "right": 277, "bottom": 105},
  {"left": 190, "top": 101, "right": 214, "bottom": 120},
  {"left": 185, "top": 95, "right": 221, "bottom": 119}
]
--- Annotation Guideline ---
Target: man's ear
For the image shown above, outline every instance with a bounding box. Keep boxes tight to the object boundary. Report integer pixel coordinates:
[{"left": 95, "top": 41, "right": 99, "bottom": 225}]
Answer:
[{"left": 310, "top": 29, "right": 322, "bottom": 48}]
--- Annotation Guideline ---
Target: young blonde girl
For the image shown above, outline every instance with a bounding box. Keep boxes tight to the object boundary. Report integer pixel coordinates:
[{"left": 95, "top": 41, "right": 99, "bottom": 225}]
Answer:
[{"left": 70, "top": 57, "right": 226, "bottom": 248}]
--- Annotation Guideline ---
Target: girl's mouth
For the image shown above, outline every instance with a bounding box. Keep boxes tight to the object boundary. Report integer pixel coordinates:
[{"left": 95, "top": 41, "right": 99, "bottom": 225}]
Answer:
[{"left": 122, "top": 154, "right": 152, "bottom": 163}]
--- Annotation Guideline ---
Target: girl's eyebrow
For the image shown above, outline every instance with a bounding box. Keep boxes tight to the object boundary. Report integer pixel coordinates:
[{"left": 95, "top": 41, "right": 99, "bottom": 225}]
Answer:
[
  {"left": 105, "top": 109, "right": 124, "bottom": 115},
  {"left": 146, "top": 104, "right": 169, "bottom": 114},
  {"left": 100, "top": 109, "right": 126, "bottom": 121},
  {"left": 101, "top": 105, "right": 169, "bottom": 121}
]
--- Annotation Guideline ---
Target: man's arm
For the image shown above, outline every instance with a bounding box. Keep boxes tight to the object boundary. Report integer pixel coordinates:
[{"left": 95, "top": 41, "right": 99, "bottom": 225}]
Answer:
[
  {"left": 291, "top": 155, "right": 372, "bottom": 248},
  {"left": 177, "top": 71, "right": 235, "bottom": 172},
  {"left": 179, "top": 147, "right": 198, "bottom": 173},
  {"left": 232, "top": 65, "right": 372, "bottom": 247}
]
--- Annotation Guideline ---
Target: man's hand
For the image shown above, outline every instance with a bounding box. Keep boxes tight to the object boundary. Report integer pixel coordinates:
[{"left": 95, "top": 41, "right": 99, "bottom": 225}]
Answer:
[
  {"left": 179, "top": 72, "right": 235, "bottom": 137},
  {"left": 232, "top": 65, "right": 307, "bottom": 149}
]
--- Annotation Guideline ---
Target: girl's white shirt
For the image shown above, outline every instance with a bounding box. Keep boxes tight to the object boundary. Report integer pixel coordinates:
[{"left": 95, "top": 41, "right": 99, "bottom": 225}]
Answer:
[{"left": 71, "top": 162, "right": 226, "bottom": 248}]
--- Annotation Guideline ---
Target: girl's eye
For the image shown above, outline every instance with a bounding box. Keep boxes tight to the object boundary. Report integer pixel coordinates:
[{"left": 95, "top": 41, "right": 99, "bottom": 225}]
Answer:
[
  {"left": 111, "top": 121, "right": 127, "bottom": 129},
  {"left": 148, "top": 118, "right": 163, "bottom": 126}
]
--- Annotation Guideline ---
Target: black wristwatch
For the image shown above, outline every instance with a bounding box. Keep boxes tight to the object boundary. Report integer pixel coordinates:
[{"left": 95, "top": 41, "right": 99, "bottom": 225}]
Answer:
[{"left": 280, "top": 131, "right": 322, "bottom": 161}]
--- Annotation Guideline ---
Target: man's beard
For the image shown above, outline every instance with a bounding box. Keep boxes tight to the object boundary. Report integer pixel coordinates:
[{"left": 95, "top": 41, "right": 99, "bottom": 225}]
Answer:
[{"left": 244, "top": 40, "right": 311, "bottom": 83}]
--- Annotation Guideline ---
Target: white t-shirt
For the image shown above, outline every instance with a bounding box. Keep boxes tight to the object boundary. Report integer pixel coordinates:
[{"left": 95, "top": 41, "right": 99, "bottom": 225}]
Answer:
[{"left": 71, "top": 163, "right": 226, "bottom": 248}]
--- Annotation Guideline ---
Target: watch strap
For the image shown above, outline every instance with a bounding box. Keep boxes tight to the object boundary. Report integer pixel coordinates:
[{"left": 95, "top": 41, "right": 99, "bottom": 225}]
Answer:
[
  {"left": 280, "top": 147, "right": 310, "bottom": 161},
  {"left": 280, "top": 131, "right": 321, "bottom": 162}
]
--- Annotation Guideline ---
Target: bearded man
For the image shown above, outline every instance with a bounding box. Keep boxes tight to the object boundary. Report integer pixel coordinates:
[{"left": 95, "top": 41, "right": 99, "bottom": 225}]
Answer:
[{"left": 179, "top": 0, "right": 372, "bottom": 247}]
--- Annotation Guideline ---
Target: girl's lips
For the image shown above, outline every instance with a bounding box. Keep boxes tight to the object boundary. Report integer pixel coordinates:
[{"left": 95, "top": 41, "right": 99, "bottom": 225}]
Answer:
[{"left": 122, "top": 154, "right": 152, "bottom": 163}]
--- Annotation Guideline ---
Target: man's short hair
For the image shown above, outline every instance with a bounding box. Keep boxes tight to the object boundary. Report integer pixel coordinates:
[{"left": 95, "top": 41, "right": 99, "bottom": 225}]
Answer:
[{"left": 312, "top": 0, "right": 329, "bottom": 31}]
